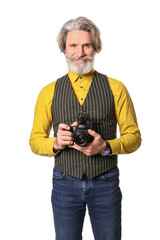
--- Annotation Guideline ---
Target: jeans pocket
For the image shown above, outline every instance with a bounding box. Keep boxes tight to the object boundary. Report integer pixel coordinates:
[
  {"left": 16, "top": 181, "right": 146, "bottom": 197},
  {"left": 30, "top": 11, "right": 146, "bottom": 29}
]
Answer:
[
  {"left": 101, "top": 167, "right": 119, "bottom": 181},
  {"left": 53, "top": 168, "right": 65, "bottom": 180}
]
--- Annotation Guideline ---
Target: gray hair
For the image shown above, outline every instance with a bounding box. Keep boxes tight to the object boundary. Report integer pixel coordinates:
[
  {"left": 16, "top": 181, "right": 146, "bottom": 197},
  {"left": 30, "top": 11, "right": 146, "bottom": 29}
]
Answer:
[{"left": 57, "top": 16, "right": 102, "bottom": 53}]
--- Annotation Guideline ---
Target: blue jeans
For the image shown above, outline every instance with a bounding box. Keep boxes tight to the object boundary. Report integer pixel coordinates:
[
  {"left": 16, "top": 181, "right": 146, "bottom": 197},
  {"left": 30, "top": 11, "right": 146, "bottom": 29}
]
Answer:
[{"left": 51, "top": 167, "right": 122, "bottom": 240}]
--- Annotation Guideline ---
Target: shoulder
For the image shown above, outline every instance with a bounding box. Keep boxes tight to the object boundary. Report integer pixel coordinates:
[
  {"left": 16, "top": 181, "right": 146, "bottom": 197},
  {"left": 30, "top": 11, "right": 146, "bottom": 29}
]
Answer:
[
  {"left": 39, "top": 81, "right": 56, "bottom": 99},
  {"left": 108, "top": 77, "right": 126, "bottom": 89},
  {"left": 108, "top": 77, "right": 132, "bottom": 105},
  {"left": 108, "top": 77, "right": 128, "bottom": 95},
  {"left": 35, "top": 81, "right": 57, "bottom": 107}
]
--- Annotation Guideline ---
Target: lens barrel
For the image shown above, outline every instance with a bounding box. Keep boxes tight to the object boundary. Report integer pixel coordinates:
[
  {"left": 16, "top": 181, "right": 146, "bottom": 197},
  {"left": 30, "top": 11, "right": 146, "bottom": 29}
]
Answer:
[{"left": 75, "top": 132, "right": 88, "bottom": 146}]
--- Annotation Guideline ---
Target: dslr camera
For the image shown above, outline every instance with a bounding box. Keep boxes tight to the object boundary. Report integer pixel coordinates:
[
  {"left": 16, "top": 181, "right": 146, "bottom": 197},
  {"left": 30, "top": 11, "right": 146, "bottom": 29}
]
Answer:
[{"left": 69, "top": 111, "right": 94, "bottom": 146}]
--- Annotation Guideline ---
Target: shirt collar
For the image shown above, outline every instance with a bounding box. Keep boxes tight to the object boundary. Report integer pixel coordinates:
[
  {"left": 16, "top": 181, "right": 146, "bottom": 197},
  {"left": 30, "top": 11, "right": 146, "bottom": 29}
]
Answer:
[{"left": 68, "top": 68, "right": 95, "bottom": 83}]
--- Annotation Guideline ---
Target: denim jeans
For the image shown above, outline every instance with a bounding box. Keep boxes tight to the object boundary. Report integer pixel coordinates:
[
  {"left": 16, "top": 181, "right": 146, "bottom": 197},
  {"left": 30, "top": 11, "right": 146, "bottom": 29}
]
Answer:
[{"left": 51, "top": 167, "right": 122, "bottom": 240}]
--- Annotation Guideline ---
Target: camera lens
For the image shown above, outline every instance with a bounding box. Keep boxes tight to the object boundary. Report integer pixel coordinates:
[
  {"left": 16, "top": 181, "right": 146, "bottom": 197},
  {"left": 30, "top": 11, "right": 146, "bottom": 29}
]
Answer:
[{"left": 75, "top": 133, "right": 88, "bottom": 146}]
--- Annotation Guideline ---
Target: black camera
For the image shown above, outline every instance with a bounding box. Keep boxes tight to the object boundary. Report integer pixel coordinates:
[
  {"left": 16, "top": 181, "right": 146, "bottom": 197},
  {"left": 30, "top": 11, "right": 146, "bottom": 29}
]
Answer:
[{"left": 69, "top": 112, "right": 94, "bottom": 146}]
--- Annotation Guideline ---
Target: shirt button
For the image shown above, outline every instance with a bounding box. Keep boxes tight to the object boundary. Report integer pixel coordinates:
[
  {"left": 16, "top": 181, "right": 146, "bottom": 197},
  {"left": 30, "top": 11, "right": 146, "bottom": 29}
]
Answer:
[
  {"left": 80, "top": 86, "right": 83, "bottom": 88},
  {"left": 83, "top": 161, "right": 85, "bottom": 164},
  {"left": 80, "top": 77, "right": 82, "bottom": 79},
  {"left": 81, "top": 98, "right": 83, "bottom": 100}
]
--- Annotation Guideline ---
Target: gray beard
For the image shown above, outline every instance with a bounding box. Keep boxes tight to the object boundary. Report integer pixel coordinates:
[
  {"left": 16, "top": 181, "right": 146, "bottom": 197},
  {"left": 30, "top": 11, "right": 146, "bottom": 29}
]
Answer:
[{"left": 65, "top": 55, "right": 95, "bottom": 75}]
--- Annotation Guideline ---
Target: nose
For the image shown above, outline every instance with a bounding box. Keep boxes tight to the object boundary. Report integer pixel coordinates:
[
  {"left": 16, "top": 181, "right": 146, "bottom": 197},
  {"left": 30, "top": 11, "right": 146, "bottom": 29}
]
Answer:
[{"left": 76, "top": 46, "right": 85, "bottom": 58}]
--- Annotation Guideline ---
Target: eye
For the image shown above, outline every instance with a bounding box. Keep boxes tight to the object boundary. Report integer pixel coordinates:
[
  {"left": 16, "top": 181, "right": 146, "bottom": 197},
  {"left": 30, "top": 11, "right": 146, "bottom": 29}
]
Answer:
[
  {"left": 70, "top": 44, "right": 76, "bottom": 47},
  {"left": 84, "top": 43, "right": 92, "bottom": 48}
]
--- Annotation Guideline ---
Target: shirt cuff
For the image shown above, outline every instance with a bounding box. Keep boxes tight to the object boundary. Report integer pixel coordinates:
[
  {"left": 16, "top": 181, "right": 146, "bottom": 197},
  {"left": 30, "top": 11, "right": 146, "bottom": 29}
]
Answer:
[
  {"left": 47, "top": 138, "right": 61, "bottom": 157},
  {"left": 107, "top": 139, "right": 121, "bottom": 155}
]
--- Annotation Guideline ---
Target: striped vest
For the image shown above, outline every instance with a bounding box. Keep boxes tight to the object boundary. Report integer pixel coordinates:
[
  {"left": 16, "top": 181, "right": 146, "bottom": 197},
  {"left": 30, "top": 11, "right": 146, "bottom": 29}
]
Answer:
[{"left": 51, "top": 71, "right": 117, "bottom": 179}]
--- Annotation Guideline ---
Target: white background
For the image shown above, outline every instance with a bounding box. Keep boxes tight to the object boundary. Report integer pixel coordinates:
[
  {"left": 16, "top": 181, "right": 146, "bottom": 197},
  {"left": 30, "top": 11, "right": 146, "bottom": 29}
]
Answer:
[{"left": 0, "top": 0, "right": 160, "bottom": 239}]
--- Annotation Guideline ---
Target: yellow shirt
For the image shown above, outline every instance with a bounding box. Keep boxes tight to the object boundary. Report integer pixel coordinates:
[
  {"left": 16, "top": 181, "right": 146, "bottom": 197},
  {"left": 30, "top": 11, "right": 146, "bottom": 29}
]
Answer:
[{"left": 29, "top": 69, "right": 141, "bottom": 157}]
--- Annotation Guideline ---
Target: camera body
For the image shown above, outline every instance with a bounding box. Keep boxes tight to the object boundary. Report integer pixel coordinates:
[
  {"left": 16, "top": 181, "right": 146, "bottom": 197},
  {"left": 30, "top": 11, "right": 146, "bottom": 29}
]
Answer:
[{"left": 69, "top": 112, "right": 94, "bottom": 147}]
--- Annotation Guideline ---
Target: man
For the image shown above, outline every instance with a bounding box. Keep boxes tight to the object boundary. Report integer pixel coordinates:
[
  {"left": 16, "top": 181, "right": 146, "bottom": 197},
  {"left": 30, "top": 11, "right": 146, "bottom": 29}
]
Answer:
[{"left": 30, "top": 17, "right": 141, "bottom": 240}]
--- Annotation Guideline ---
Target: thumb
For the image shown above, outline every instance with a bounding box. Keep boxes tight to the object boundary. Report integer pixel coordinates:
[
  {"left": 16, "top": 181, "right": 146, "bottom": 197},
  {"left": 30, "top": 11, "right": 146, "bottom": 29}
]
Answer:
[{"left": 88, "top": 129, "right": 98, "bottom": 137}]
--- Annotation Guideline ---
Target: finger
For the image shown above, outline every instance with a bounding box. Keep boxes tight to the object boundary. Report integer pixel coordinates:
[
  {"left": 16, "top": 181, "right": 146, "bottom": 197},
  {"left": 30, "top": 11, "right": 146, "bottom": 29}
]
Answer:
[
  {"left": 59, "top": 123, "right": 70, "bottom": 131},
  {"left": 60, "top": 135, "right": 74, "bottom": 141},
  {"left": 58, "top": 130, "right": 73, "bottom": 136},
  {"left": 58, "top": 139, "right": 74, "bottom": 146},
  {"left": 71, "top": 121, "right": 78, "bottom": 127},
  {"left": 68, "top": 143, "right": 80, "bottom": 149},
  {"left": 57, "top": 129, "right": 73, "bottom": 138},
  {"left": 68, "top": 143, "right": 85, "bottom": 151},
  {"left": 68, "top": 144, "right": 74, "bottom": 148},
  {"left": 88, "top": 129, "right": 98, "bottom": 137}
]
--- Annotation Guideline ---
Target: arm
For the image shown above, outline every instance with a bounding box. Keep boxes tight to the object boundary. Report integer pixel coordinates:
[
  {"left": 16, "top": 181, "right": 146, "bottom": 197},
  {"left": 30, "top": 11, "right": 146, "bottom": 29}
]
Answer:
[
  {"left": 107, "top": 78, "right": 142, "bottom": 154},
  {"left": 29, "top": 82, "right": 57, "bottom": 157}
]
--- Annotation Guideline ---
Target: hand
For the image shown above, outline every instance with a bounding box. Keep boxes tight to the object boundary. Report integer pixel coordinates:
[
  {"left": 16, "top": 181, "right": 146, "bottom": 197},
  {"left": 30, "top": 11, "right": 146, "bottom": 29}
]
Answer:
[
  {"left": 53, "top": 122, "right": 78, "bottom": 152},
  {"left": 69, "top": 129, "right": 106, "bottom": 156}
]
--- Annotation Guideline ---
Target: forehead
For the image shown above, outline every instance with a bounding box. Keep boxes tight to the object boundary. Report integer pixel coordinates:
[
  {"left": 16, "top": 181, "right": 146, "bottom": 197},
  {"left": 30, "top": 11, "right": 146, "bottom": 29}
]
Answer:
[{"left": 66, "top": 30, "right": 92, "bottom": 44}]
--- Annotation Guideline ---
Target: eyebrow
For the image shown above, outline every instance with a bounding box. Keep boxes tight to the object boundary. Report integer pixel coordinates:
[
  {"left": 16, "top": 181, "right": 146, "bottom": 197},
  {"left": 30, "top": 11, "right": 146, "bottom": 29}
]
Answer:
[{"left": 68, "top": 42, "right": 92, "bottom": 46}]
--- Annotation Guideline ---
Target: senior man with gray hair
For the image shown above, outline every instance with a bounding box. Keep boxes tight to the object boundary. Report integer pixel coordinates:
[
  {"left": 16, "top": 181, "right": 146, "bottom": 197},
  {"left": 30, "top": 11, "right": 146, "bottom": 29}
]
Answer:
[{"left": 30, "top": 16, "right": 141, "bottom": 240}]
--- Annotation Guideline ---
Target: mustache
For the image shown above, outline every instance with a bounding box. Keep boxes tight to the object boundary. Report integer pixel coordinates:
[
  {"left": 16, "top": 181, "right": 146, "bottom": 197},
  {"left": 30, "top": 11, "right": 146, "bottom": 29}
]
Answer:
[{"left": 66, "top": 55, "right": 94, "bottom": 62}]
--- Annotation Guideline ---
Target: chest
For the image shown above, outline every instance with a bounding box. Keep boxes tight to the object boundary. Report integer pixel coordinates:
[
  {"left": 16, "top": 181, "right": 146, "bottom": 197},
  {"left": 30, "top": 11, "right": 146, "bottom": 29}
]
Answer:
[{"left": 52, "top": 71, "right": 116, "bottom": 128}]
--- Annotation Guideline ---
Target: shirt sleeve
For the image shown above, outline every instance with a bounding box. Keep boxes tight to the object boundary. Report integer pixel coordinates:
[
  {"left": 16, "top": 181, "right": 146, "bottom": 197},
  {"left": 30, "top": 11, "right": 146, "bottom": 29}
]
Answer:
[
  {"left": 29, "top": 82, "right": 57, "bottom": 157},
  {"left": 107, "top": 78, "right": 142, "bottom": 155}
]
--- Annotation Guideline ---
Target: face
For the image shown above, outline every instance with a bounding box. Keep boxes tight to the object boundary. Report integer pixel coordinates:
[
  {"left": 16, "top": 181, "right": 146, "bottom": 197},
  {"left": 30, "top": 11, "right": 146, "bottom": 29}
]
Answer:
[{"left": 65, "top": 30, "right": 95, "bottom": 75}]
